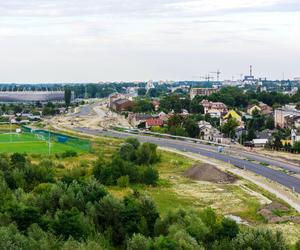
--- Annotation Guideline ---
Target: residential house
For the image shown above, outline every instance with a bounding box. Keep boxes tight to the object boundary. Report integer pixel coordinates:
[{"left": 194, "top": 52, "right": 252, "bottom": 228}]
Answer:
[
  {"left": 259, "top": 102, "right": 273, "bottom": 115},
  {"left": 108, "top": 93, "right": 126, "bottom": 108},
  {"left": 128, "top": 113, "right": 153, "bottom": 127},
  {"left": 247, "top": 104, "right": 261, "bottom": 115},
  {"left": 110, "top": 99, "right": 133, "bottom": 112},
  {"left": 291, "top": 129, "right": 300, "bottom": 145},
  {"left": 256, "top": 130, "right": 274, "bottom": 141},
  {"left": 145, "top": 117, "right": 164, "bottom": 129},
  {"left": 201, "top": 100, "right": 228, "bottom": 118},
  {"left": 252, "top": 139, "right": 268, "bottom": 147},
  {"left": 151, "top": 99, "right": 160, "bottom": 111},
  {"left": 222, "top": 110, "right": 245, "bottom": 128},
  {"left": 198, "top": 120, "right": 226, "bottom": 143},
  {"left": 158, "top": 111, "right": 170, "bottom": 122},
  {"left": 181, "top": 109, "right": 189, "bottom": 116},
  {"left": 247, "top": 102, "right": 272, "bottom": 115}
]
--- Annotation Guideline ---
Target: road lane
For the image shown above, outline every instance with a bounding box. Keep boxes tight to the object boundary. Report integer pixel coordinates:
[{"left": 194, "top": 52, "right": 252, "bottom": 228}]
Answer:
[{"left": 74, "top": 127, "right": 300, "bottom": 194}]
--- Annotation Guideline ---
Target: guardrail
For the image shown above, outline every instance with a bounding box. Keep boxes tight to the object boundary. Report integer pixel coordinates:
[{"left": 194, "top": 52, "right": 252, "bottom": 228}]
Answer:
[{"left": 111, "top": 126, "right": 230, "bottom": 148}]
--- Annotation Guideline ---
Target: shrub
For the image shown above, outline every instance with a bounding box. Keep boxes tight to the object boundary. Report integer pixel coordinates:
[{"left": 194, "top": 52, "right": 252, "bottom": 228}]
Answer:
[
  {"left": 61, "top": 150, "right": 78, "bottom": 158},
  {"left": 117, "top": 175, "right": 130, "bottom": 188}
]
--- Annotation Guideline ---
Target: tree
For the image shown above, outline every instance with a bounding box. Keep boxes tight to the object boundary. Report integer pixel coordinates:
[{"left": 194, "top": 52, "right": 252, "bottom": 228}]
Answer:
[
  {"left": 168, "top": 114, "right": 184, "bottom": 127},
  {"left": 119, "top": 143, "right": 136, "bottom": 161},
  {"left": 190, "top": 99, "right": 204, "bottom": 114},
  {"left": 246, "top": 128, "right": 256, "bottom": 141},
  {"left": 140, "top": 167, "right": 159, "bottom": 185},
  {"left": 218, "top": 218, "right": 239, "bottom": 239},
  {"left": 117, "top": 175, "right": 130, "bottom": 188},
  {"left": 10, "top": 153, "right": 26, "bottom": 169},
  {"left": 293, "top": 141, "right": 300, "bottom": 153},
  {"left": 51, "top": 208, "right": 91, "bottom": 240},
  {"left": 153, "top": 236, "right": 178, "bottom": 250},
  {"left": 136, "top": 143, "right": 159, "bottom": 165},
  {"left": 148, "top": 88, "right": 159, "bottom": 98},
  {"left": 295, "top": 240, "right": 300, "bottom": 250},
  {"left": 184, "top": 119, "right": 200, "bottom": 138},
  {"left": 125, "top": 137, "right": 140, "bottom": 149},
  {"left": 273, "top": 134, "right": 283, "bottom": 149},
  {"left": 132, "top": 99, "right": 154, "bottom": 113},
  {"left": 64, "top": 88, "right": 72, "bottom": 108},
  {"left": 266, "top": 116, "right": 275, "bottom": 130},
  {"left": 127, "top": 233, "right": 152, "bottom": 250},
  {"left": 137, "top": 88, "right": 147, "bottom": 96},
  {"left": 232, "top": 229, "right": 288, "bottom": 250},
  {"left": 221, "top": 118, "right": 239, "bottom": 139}
]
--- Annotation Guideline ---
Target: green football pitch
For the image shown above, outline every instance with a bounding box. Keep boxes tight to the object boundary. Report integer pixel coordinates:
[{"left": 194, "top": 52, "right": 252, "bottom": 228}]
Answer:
[{"left": 0, "top": 133, "right": 83, "bottom": 154}]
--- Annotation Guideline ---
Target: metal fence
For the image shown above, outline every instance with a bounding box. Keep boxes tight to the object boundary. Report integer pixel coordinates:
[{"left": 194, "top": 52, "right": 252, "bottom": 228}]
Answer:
[{"left": 22, "top": 126, "right": 92, "bottom": 152}]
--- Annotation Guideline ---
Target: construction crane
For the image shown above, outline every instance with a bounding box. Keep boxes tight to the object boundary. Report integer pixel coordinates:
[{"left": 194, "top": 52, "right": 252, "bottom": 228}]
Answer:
[
  {"left": 192, "top": 74, "right": 215, "bottom": 82},
  {"left": 210, "top": 70, "right": 221, "bottom": 81}
]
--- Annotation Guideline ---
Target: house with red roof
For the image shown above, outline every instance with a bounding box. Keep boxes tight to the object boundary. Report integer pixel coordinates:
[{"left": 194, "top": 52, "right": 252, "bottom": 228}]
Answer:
[{"left": 145, "top": 117, "right": 164, "bottom": 129}]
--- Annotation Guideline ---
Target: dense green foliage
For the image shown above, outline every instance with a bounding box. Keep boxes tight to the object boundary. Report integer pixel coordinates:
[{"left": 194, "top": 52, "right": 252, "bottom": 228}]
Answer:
[
  {"left": 0, "top": 143, "right": 291, "bottom": 249},
  {"left": 206, "top": 87, "right": 300, "bottom": 108},
  {"left": 93, "top": 138, "right": 159, "bottom": 186}
]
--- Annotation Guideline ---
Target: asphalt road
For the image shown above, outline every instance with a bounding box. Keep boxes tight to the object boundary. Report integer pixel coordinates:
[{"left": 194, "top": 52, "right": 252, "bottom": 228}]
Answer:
[{"left": 74, "top": 127, "right": 300, "bottom": 194}]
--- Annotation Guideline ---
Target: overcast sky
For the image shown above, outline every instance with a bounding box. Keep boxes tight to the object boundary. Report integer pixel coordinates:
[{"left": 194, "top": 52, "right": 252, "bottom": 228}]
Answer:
[{"left": 0, "top": 0, "right": 299, "bottom": 83}]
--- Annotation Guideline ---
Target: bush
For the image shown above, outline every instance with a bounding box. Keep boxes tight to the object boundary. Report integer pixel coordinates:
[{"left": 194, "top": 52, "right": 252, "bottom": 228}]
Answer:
[
  {"left": 125, "top": 138, "right": 140, "bottom": 149},
  {"left": 127, "top": 233, "right": 152, "bottom": 250},
  {"left": 61, "top": 150, "right": 78, "bottom": 158},
  {"left": 136, "top": 143, "right": 159, "bottom": 165},
  {"left": 117, "top": 175, "right": 130, "bottom": 188}
]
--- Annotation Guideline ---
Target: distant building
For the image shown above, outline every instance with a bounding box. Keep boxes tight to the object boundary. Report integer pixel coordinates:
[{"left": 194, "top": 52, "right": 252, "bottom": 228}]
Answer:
[
  {"left": 291, "top": 129, "right": 300, "bottom": 145},
  {"left": 108, "top": 93, "right": 126, "bottom": 108},
  {"left": 247, "top": 104, "right": 261, "bottom": 115},
  {"left": 252, "top": 139, "right": 268, "bottom": 147},
  {"left": 110, "top": 99, "right": 133, "bottom": 112},
  {"left": 0, "top": 91, "right": 70, "bottom": 103},
  {"left": 247, "top": 102, "right": 273, "bottom": 115},
  {"left": 190, "top": 88, "right": 219, "bottom": 99},
  {"left": 198, "top": 120, "right": 227, "bottom": 143},
  {"left": 274, "top": 106, "right": 300, "bottom": 128},
  {"left": 145, "top": 117, "right": 164, "bottom": 129},
  {"left": 201, "top": 100, "right": 228, "bottom": 118},
  {"left": 222, "top": 110, "right": 245, "bottom": 128},
  {"left": 151, "top": 99, "right": 160, "bottom": 111},
  {"left": 146, "top": 81, "right": 154, "bottom": 91},
  {"left": 247, "top": 102, "right": 273, "bottom": 116},
  {"left": 259, "top": 102, "right": 273, "bottom": 115},
  {"left": 256, "top": 130, "right": 274, "bottom": 141},
  {"left": 128, "top": 113, "right": 153, "bottom": 127}
]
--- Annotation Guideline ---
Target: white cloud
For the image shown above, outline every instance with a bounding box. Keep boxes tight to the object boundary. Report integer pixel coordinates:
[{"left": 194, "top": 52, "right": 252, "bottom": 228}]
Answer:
[{"left": 0, "top": 0, "right": 299, "bottom": 82}]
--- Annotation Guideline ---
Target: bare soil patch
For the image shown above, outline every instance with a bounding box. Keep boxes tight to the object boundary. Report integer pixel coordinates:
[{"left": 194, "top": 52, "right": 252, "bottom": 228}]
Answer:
[
  {"left": 183, "top": 164, "right": 237, "bottom": 184},
  {"left": 258, "top": 202, "right": 300, "bottom": 224}
]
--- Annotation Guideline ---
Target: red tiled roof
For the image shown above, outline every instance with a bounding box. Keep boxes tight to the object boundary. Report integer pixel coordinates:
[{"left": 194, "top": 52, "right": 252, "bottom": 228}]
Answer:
[{"left": 146, "top": 118, "right": 164, "bottom": 126}]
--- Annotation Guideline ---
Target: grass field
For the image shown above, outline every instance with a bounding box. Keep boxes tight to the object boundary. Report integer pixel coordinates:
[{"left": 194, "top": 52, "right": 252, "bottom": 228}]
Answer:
[{"left": 0, "top": 133, "right": 83, "bottom": 154}]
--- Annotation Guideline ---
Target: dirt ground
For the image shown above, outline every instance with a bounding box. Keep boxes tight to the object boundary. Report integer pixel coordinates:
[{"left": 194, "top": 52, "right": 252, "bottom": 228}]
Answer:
[
  {"left": 183, "top": 164, "right": 237, "bottom": 184},
  {"left": 258, "top": 202, "right": 300, "bottom": 224}
]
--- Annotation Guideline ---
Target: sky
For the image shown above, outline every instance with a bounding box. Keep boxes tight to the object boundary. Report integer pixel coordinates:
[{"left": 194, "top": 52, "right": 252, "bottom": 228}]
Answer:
[{"left": 0, "top": 0, "right": 299, "bottom": 83}]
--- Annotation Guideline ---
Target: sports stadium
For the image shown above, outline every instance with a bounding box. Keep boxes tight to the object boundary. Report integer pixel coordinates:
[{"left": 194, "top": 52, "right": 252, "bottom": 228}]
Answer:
[{"left": 0, "top": 91, "right": 66, "bottom": 102}]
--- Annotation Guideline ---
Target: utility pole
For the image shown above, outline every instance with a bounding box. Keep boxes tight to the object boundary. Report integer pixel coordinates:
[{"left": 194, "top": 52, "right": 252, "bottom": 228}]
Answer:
[
  {"left": 10, "top": 119, "right": 12, "bottom": 143},
  {"left": 48, "top": 128, "right": 51, "bottom": 156}
]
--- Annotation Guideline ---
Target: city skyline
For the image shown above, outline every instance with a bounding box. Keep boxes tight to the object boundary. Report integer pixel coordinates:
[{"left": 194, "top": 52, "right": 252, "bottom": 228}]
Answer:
[{"left": 0, "top": 0, "right": 299, "bottom": 82}]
